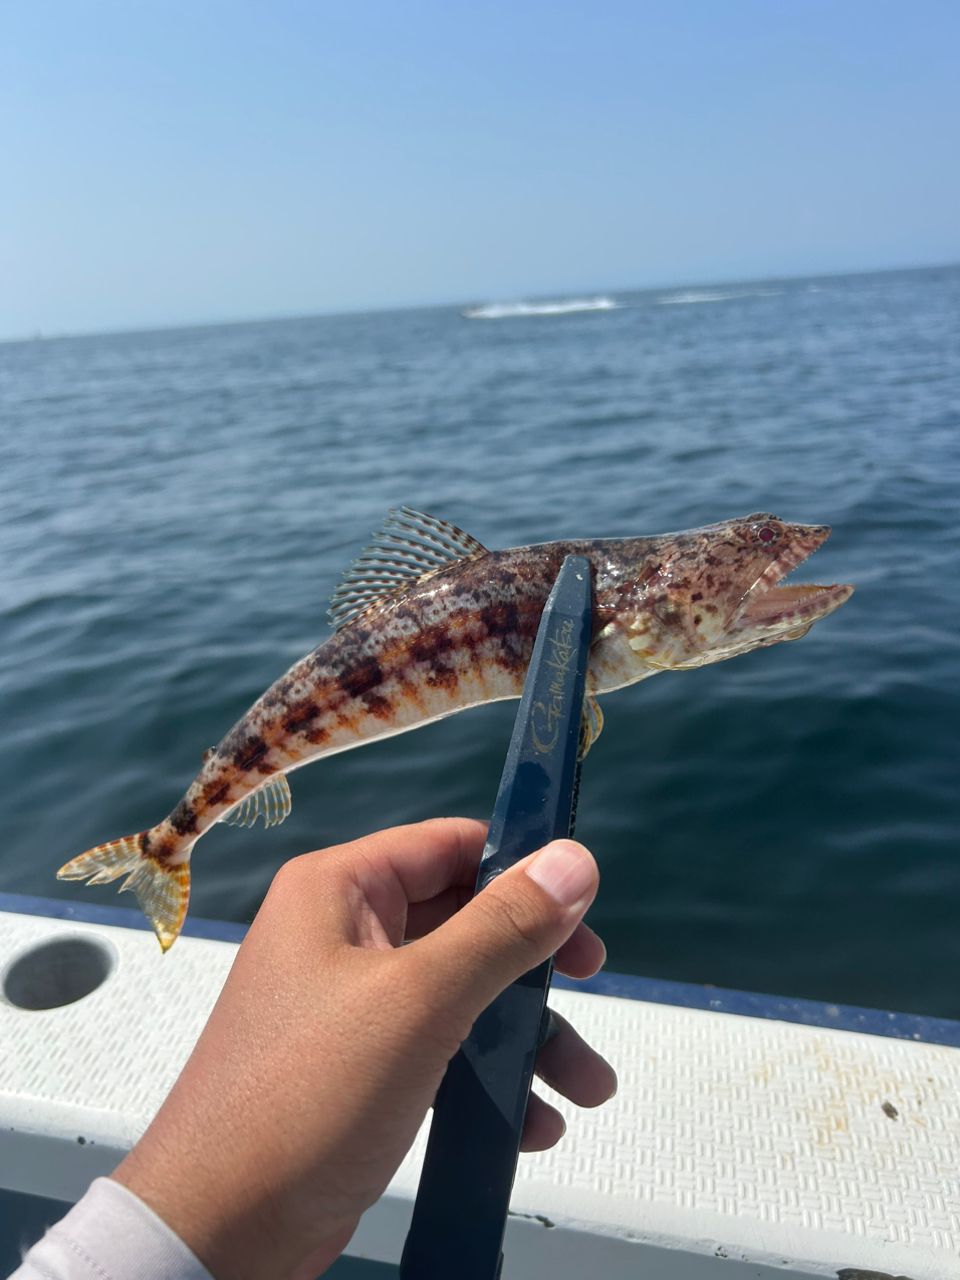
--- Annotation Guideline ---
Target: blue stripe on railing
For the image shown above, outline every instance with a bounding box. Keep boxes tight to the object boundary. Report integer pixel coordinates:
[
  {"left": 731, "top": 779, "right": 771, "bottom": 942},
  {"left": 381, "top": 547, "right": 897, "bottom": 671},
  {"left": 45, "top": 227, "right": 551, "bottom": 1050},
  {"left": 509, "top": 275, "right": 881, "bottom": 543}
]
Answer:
[
  {"left": 3, "top": 891, "right": 959, "bottom": 1048},
  {"left": 552, "top": 971, "right": 960, "bottom": 1048},
  {"left": 0, "top": 891, "right": 248, "bottom": 943}
]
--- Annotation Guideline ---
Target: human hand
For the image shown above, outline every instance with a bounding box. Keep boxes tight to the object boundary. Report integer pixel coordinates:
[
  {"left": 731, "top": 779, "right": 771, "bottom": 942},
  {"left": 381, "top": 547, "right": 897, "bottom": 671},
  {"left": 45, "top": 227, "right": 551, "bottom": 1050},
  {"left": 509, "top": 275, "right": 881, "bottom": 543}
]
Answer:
[{"left": 113, "top": 818, "right": 615, "bottom": 1279}]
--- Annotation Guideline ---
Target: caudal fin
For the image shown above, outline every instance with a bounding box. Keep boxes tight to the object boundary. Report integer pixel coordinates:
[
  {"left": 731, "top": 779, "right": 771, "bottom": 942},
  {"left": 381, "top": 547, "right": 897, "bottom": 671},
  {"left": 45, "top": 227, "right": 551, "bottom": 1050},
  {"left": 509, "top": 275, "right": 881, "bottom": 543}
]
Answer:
[{"left": 57, "top": 831, "right": 190, "bottom": 953}]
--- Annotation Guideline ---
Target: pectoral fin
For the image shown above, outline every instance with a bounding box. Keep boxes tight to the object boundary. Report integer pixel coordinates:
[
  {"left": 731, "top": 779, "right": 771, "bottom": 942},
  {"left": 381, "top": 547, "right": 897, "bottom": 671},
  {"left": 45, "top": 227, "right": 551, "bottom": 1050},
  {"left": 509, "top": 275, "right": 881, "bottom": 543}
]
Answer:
[{"left": 579, "top": 695, "right": 604, "bottom": 761}]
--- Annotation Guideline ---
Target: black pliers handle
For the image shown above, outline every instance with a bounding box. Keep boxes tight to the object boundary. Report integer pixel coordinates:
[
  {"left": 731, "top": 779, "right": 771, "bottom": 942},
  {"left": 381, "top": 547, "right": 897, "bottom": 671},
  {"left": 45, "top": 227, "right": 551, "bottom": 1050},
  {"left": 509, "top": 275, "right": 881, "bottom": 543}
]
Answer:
[{"left": 400, "top": 555, "right": 594, "bottom": 1280}]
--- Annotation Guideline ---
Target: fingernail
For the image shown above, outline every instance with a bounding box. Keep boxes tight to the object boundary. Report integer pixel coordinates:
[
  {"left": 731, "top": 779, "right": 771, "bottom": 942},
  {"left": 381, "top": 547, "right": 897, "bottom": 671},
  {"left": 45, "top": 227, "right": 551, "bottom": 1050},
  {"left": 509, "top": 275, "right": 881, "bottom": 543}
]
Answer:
[{"left": 526, "top": 840, "right": 596, "bottom": 908}]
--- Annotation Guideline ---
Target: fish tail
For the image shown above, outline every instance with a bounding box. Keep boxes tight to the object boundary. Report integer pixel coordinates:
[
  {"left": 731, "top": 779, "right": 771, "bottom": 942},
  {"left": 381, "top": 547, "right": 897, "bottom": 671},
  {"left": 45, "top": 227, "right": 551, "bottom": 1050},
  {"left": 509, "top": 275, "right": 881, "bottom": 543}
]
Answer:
[{"left": 57, "top": 829, "right": 191, "bottom": 953}]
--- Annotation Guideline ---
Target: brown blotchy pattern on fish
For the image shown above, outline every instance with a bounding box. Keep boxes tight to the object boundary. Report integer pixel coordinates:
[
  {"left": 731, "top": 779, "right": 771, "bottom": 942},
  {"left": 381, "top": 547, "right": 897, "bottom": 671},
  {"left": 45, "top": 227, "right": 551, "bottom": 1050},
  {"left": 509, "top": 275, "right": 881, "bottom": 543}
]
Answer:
[
  {"left": 201, "top": 558, "right": 553, "bottom": 814},
  {"left": 203, "top": 779, "right": 232, "bottom": 807},
  {"left": 282, "top": 701, "right": 320, "bottom": 735},
  {"left": 169, "top": 800, "right": 199, "bottom": 837},
  {"left": 233, "top": 734, "right": 269, "bottom": 772},
  {"left": 363, "top": 691, "right": 393, "bottom": 718},
  {"left": 338, "top": 657, "right": 384, "bottom": 699},
  {"left": 142, "top": 826, "right": 179, "bottom": 866}
]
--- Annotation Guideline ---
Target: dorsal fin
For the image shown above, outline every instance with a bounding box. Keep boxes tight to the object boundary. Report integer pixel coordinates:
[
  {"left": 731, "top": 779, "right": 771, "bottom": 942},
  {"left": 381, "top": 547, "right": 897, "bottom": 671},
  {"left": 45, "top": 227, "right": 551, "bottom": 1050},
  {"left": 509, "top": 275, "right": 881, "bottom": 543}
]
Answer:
[{"left": 328, "top": 507, "right": 488, "bottom": 630}]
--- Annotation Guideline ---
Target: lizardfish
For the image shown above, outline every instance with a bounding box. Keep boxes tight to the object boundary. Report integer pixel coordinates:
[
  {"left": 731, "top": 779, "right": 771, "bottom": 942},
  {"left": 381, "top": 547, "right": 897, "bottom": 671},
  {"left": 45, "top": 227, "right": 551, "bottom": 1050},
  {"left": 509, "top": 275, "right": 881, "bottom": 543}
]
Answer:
[{"left": 58, "top": 507, "right": 853, "bottom": 949}]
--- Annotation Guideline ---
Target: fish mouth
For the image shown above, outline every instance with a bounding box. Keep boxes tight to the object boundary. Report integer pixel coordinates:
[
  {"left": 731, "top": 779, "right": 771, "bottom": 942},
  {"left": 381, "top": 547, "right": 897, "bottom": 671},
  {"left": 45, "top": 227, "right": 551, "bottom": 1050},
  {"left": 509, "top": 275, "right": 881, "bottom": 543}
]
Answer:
[{"left": 731, "top": 525, "right": 854, "bottom": 638}]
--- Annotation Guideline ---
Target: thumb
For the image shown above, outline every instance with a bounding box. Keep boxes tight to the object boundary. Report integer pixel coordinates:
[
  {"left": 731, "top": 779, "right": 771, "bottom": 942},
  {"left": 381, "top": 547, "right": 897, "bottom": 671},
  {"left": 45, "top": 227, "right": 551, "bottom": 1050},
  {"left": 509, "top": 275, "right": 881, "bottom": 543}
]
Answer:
[{"left": 408, "top": 839, "right": 599, "bottom": 1030}]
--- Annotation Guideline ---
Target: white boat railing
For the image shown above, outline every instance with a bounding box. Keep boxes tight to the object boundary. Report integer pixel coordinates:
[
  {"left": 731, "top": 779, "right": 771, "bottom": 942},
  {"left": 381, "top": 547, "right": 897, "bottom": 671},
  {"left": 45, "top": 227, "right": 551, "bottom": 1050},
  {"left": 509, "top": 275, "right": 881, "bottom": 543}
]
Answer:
[{"left": 2, "top": 895, "right": 959, "bottom": 1278}]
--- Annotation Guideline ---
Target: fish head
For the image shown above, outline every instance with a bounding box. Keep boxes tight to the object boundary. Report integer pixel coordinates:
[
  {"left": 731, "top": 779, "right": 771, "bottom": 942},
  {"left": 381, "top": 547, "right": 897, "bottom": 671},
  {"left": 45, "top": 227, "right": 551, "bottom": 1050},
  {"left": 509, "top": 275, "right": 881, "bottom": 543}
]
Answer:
[{"left": 623, "top": 513, "right": 853, "bottom": 671}]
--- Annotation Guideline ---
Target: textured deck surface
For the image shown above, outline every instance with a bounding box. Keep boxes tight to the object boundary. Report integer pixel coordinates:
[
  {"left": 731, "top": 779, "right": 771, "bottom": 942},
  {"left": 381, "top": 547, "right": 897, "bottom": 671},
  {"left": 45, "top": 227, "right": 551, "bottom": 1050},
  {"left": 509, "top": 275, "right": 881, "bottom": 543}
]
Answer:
[{"left": 2, "top": 908, "right": 958, "bottom": 1279}]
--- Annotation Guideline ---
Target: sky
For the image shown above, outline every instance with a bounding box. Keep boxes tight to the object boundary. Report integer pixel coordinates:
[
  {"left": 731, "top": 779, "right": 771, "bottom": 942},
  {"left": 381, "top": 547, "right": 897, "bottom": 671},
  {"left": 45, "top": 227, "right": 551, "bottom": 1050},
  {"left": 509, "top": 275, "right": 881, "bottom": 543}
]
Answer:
[{"left": 2, "top": 0, "right": 958, "bottom": 338}]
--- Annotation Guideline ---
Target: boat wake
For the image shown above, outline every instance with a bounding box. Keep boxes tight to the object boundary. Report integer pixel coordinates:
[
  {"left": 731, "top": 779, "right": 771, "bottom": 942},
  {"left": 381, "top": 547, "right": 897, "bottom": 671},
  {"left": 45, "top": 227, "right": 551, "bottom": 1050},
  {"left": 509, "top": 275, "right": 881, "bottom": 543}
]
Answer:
[
  {"left": 462, "top": 296, "right": 619, "bottom": 320},
  {"left": 657, "top": 288, "right": 782, "bottom": 306}
]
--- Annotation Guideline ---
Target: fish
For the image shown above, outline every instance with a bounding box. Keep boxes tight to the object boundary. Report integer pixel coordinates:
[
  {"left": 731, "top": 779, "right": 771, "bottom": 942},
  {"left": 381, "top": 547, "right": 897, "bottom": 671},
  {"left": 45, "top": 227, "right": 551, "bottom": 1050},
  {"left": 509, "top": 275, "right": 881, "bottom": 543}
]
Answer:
[{"left": 57, "top": 507, "right": 853, "bottom": 950}]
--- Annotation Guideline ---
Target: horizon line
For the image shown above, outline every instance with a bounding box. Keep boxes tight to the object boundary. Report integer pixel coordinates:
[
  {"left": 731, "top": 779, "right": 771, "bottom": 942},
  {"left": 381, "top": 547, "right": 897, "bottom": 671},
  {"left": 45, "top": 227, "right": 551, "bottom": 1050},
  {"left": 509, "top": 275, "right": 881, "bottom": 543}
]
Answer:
[{"left": 2, "top": 257, "right": 957, "bottom": 348}]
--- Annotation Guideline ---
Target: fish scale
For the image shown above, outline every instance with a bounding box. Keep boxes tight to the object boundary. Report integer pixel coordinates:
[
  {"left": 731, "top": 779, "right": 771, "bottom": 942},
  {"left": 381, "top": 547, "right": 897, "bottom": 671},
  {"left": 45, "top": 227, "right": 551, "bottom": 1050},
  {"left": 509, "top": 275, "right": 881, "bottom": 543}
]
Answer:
[{"left": 57, "top": 506, "right": 852, "bottom": 950}]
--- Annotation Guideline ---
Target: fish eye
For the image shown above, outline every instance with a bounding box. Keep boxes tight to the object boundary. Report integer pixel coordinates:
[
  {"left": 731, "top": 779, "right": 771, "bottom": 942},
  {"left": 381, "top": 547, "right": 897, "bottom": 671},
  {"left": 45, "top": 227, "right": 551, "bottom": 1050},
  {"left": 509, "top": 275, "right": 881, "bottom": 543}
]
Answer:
[{"left": 758, "top": 525, "right": 778, "bottom": 543}]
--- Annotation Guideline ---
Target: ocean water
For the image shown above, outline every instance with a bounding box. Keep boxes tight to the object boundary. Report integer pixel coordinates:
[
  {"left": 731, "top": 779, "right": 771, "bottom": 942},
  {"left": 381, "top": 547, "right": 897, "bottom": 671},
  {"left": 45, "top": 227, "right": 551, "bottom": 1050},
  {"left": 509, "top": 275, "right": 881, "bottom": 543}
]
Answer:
[{"left": 2, "top": 265, "right": 958, "bottom": 1018}]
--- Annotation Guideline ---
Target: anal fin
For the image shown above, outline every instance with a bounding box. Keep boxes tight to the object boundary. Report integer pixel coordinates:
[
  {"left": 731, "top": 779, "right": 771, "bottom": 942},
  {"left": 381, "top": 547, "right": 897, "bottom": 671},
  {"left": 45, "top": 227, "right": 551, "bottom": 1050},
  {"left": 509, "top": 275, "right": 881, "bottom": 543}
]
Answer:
[{"left": 221, "top": 774, "right": 292, "bottom": 829}]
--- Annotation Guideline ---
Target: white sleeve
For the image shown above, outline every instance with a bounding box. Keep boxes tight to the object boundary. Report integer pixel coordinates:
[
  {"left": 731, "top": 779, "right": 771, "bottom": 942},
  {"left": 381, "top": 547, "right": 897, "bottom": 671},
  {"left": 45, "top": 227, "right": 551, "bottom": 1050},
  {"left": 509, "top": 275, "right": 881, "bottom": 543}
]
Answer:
[{"left": 9, "top": 1177, "right": 213, "bottom": 1280}]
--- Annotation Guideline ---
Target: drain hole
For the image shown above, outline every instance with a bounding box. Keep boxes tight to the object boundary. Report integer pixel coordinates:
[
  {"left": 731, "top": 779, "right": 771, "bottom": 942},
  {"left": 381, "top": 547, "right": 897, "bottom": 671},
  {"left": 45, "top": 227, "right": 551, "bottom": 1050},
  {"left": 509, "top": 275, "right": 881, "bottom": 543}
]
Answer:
[{"left": 3, "top": 936, "right": 116, "bottom": 1010}]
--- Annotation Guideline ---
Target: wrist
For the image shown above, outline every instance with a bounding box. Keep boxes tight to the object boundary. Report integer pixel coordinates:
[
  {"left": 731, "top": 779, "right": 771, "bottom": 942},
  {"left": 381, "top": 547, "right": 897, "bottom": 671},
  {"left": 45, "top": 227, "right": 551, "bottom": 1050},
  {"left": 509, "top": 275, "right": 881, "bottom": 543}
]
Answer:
[{"left": 113, "top": 1143, "right": 340, "bottom": 1280}]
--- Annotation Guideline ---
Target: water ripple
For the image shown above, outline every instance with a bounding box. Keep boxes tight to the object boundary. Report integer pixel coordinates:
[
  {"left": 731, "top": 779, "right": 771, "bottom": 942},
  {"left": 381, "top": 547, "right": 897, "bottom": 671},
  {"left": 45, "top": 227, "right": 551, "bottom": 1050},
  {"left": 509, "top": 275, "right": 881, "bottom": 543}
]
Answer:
[{"left": 1, "top": 266, "right": 958, "bottom": 1015}]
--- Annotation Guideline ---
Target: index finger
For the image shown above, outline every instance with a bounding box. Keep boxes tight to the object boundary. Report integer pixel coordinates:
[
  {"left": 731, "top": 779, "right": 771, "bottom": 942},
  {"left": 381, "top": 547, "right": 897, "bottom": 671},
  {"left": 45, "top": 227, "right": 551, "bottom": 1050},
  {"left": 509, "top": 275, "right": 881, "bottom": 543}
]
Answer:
[{"left": 333, "top": 816, "right": 489, "bottom": 904}]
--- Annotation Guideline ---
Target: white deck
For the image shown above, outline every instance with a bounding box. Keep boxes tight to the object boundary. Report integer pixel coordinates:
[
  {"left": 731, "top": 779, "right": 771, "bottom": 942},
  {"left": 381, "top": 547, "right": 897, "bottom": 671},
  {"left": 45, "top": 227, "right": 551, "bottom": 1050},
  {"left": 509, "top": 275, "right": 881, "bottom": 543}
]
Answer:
[{"left": 2, "top": 907, "right": 958, "bottom": 1278}]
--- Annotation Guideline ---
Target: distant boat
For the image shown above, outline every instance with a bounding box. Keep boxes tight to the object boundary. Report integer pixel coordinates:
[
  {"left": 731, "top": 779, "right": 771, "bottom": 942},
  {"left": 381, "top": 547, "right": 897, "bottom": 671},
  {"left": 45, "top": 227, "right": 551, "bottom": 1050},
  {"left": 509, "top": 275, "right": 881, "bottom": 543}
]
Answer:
[{"left": 461, "top": 296, "right": 619, "bottom": 320}]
